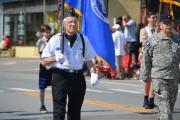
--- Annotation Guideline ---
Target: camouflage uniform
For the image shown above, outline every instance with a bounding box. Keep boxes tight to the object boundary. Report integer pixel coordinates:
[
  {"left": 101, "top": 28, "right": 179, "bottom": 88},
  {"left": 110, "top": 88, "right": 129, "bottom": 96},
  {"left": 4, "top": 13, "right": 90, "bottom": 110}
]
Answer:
[{"left": 140, "top": 31, "right": 180, "bottom": 120}]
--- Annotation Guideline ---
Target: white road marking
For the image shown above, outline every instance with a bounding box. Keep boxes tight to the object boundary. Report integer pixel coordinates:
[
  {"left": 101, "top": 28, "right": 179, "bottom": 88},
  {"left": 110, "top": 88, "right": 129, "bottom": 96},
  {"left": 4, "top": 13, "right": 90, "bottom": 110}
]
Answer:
[
  {"left": 2, "top": 61, "right": 17, "bottom": 65},
  {"left": 110, "top": 89, "right": 142, "bottom": 94},
  {"left": 86, "top": 89, "right": 112, "bottom": 93},
  {"left": 0, "top": 90, "right": 4, "bottom": 93},
  {"left": 9, "top": 88, "right": 38, "bottom": 92},
  {"left": 99, "top": 81, "right": 143, "bottom": 87},
  {"left": 46, "top": 87, "right": 111, "bottom": 93},
  {"left": 7, "top": 88, "right": 180, "bottom": 95}
]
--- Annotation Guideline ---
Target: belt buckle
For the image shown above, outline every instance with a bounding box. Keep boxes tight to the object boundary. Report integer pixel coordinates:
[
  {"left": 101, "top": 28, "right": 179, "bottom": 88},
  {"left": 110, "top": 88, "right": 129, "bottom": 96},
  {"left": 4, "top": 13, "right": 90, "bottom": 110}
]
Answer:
[{"left": 69, "top": 69, "right": 74, "bottom": 73}]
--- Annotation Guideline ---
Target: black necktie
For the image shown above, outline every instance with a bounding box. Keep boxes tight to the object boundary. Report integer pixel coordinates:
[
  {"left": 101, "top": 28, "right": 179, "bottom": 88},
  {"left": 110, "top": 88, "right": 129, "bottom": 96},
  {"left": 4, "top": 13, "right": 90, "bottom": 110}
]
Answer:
[{"left": 151, "top": 29, "right": 155, "bottom": 34}]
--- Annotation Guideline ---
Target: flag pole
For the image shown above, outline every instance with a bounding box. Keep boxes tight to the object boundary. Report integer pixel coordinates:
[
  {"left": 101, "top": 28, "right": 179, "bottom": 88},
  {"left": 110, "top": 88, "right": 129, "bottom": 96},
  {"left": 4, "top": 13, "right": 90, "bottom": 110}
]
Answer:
[
  {"left": 60, "top": 0, "right": 64, "bottom": 33},
  {"left": 158, "top": 0, "right": 162, "bottom": 22},
  {"left": 59, "top": 0, "right": 65, "bottom": 54}
]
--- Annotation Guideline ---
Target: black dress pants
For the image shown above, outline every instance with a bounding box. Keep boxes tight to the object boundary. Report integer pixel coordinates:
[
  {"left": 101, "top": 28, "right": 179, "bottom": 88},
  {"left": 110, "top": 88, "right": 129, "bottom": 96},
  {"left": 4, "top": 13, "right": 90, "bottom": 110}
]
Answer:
[{"left": 52, "top": 69, "right": 86, "bottom": 120}]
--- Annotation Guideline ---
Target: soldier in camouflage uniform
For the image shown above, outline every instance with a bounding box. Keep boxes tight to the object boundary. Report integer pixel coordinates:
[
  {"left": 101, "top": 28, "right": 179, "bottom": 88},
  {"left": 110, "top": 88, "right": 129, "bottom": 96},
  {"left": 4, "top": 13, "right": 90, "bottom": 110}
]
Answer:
[{"left": 140, "top": 15, "right": 180, "bottom": 120}]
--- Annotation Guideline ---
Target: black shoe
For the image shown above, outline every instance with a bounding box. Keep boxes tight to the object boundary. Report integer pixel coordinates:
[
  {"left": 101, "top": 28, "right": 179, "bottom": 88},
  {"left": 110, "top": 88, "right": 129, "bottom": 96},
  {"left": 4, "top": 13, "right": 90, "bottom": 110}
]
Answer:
[
  {"left": 143, "top": 101, "right": 150, "bottom": 109},
  {"left": 148, "top": 103, "right": 158, "bottom": 109},
  {"left": 40, "top": 106, "right": 47, "bottom": 113},
  {"left": 143, "top": 103, "right": 150, "bottom": 109}
]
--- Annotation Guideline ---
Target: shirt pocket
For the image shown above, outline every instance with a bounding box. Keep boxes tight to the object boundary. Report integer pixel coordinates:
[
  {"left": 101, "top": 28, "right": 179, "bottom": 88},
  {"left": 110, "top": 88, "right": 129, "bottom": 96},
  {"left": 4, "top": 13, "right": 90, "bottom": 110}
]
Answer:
[{"left": 74, "top": 48, "right": 83, "bottom": 63}]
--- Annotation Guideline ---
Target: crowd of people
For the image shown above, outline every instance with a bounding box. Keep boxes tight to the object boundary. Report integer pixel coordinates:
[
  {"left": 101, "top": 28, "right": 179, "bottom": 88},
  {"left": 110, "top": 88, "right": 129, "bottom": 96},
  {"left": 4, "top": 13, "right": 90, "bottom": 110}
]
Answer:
[
  {"left": 111, "top": 12, "right": 180, "bottom": 120},
  {"left": 111, "top": 13, "right": 180, "bottom": 81},
  {"left": 111, "top": 13, "right": 158, "bottom": 113},
  {"left": 112, "top": 15, "right": 138, "bottom": 80}
]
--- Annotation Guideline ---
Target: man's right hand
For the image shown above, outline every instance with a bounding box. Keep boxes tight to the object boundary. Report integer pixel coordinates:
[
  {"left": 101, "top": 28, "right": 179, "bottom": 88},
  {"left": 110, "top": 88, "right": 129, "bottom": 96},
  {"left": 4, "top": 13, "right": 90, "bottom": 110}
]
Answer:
[
  {"left": 90, "top": 73, "right": 99, "bottom": 86},
  {"left": 55, "top": 52, "right": 64, "bottom": 63}
]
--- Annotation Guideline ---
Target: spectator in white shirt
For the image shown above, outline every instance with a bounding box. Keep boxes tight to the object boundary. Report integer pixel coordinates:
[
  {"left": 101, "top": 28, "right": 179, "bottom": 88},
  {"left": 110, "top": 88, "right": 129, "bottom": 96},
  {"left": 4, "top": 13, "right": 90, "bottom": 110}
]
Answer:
[{"left": 112, "top": 24, "right": 126, "bottom": 80}]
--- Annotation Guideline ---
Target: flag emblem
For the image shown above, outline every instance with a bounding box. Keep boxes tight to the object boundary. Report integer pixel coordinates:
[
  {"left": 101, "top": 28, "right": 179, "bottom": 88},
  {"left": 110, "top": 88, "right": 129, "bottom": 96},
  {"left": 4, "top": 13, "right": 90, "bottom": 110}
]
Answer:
[{"left": 91, "top": 0, "right": 108, "bottom": 24}]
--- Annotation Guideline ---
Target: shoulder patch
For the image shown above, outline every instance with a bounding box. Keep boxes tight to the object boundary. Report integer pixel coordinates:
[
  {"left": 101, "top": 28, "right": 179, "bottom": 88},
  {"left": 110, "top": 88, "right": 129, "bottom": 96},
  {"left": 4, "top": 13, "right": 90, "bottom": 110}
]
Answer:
[
  {"left": 172, "top": 34, "right": 180, "bottom": 44},
  {"left": 144, "top": 40, "right": 151, "bottom": 48},
  {"left": 56, "top": 47, "right": 61, "bottom": 51}
]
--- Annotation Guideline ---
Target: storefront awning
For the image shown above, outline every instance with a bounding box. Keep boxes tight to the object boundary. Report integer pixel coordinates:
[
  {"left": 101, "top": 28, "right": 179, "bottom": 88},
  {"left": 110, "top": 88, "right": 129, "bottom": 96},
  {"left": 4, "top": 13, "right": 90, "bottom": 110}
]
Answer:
[
  {"left": 160, "top": 0, "right": 180, "bottom": 7},
  {"left": 0, "top": 0, "right": 21, "bottom": 4}
]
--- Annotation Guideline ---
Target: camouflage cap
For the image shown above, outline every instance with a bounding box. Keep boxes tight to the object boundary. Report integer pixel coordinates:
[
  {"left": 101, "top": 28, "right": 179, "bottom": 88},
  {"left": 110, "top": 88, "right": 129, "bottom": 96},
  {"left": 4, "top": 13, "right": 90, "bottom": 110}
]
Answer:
[
  {"left": 159, "top": 15, "right": 173, "bottom": 22},
  {"left": 175, "top": 18, "right": 180, "bottom": 24}
]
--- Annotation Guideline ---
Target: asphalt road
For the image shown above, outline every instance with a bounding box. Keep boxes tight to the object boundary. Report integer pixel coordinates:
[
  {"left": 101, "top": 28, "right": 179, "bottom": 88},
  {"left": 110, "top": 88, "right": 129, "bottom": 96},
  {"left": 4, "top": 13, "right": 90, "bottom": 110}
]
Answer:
[{"left": 0, "top": 58, "right": 180, "bottom": 120}]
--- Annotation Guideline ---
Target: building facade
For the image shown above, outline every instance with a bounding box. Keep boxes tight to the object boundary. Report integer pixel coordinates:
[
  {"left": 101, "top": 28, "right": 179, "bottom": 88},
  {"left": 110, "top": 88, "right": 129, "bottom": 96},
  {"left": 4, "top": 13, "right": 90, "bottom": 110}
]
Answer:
[
  {"left": 108, "top": 0, "right": 141, "bottom": 26},
  {"left": 0, "top": 0, "right": 59, "bottom": 46},
  {"left": 0, "top": 0, "right": 149, "bottom": 47}
]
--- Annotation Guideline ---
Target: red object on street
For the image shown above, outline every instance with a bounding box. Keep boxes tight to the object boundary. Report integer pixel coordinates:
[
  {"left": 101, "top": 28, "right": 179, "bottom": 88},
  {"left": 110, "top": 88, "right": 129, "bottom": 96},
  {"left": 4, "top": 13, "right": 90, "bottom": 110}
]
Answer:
[
  {"left": 122, "top": 54, "right": 130, "bottom": 69},
  {"left": 96, "top": 61, "right": 117, "bottom": 79},
  {"left": 3, "top": 37, "right": 12, "bottom": 48}
]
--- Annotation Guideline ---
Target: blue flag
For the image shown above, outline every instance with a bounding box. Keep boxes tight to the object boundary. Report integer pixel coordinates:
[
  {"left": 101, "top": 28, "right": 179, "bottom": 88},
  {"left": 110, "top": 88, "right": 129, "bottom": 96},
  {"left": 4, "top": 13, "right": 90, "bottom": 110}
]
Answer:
[{"left": 65, "top": 0, "right": 115, "bottom": 70}]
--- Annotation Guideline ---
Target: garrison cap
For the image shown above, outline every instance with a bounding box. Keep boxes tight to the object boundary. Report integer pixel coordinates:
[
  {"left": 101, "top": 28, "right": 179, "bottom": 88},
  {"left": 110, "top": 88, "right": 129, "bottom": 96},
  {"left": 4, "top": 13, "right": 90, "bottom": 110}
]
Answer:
[
  {"left": 159, "top": 15, "right": 173, "bottom": 22},
  {"left": 64, "top": 8, "right": 78, "bottom": 18}
]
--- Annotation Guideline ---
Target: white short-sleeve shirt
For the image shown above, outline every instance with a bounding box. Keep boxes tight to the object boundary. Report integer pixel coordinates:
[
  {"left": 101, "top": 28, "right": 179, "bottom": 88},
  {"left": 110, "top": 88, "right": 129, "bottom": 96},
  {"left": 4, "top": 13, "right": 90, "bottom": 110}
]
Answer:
[
  {"left": 112, "top": 30, "right": 126, "bottom": 56},
  {"left": 41, "top": 33, "right": 96, "bottom": 70}
]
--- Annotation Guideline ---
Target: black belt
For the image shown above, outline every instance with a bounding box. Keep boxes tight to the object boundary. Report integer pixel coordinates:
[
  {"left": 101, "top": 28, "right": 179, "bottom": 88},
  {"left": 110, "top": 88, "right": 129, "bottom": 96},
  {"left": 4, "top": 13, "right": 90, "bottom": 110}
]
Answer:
[{"left": 53, "top": 68, "right": 83, "bottom": 74}]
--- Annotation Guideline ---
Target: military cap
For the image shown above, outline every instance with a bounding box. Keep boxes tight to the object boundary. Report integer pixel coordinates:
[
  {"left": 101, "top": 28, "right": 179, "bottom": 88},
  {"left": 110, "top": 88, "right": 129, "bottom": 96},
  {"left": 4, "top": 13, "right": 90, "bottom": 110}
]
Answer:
[
  {"left": 159, "top": 15, "right": 173, "bottom": 22},
  {"left": 175, "top": 18, "right": 180, "bottom": 24},
  {"left": 64, "top": 8, "right": 78, "bottom": 18}
]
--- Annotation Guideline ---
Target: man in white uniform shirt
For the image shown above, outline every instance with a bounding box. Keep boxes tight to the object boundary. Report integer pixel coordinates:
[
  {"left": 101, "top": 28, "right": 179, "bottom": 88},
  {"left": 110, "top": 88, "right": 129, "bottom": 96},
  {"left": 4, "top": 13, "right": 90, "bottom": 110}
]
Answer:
[
  {"left": 41, "top": 9, "right": 98, "bottom": 120},
  {"left": 112, "top": 24, "right": 126, "bottom": 79}
]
